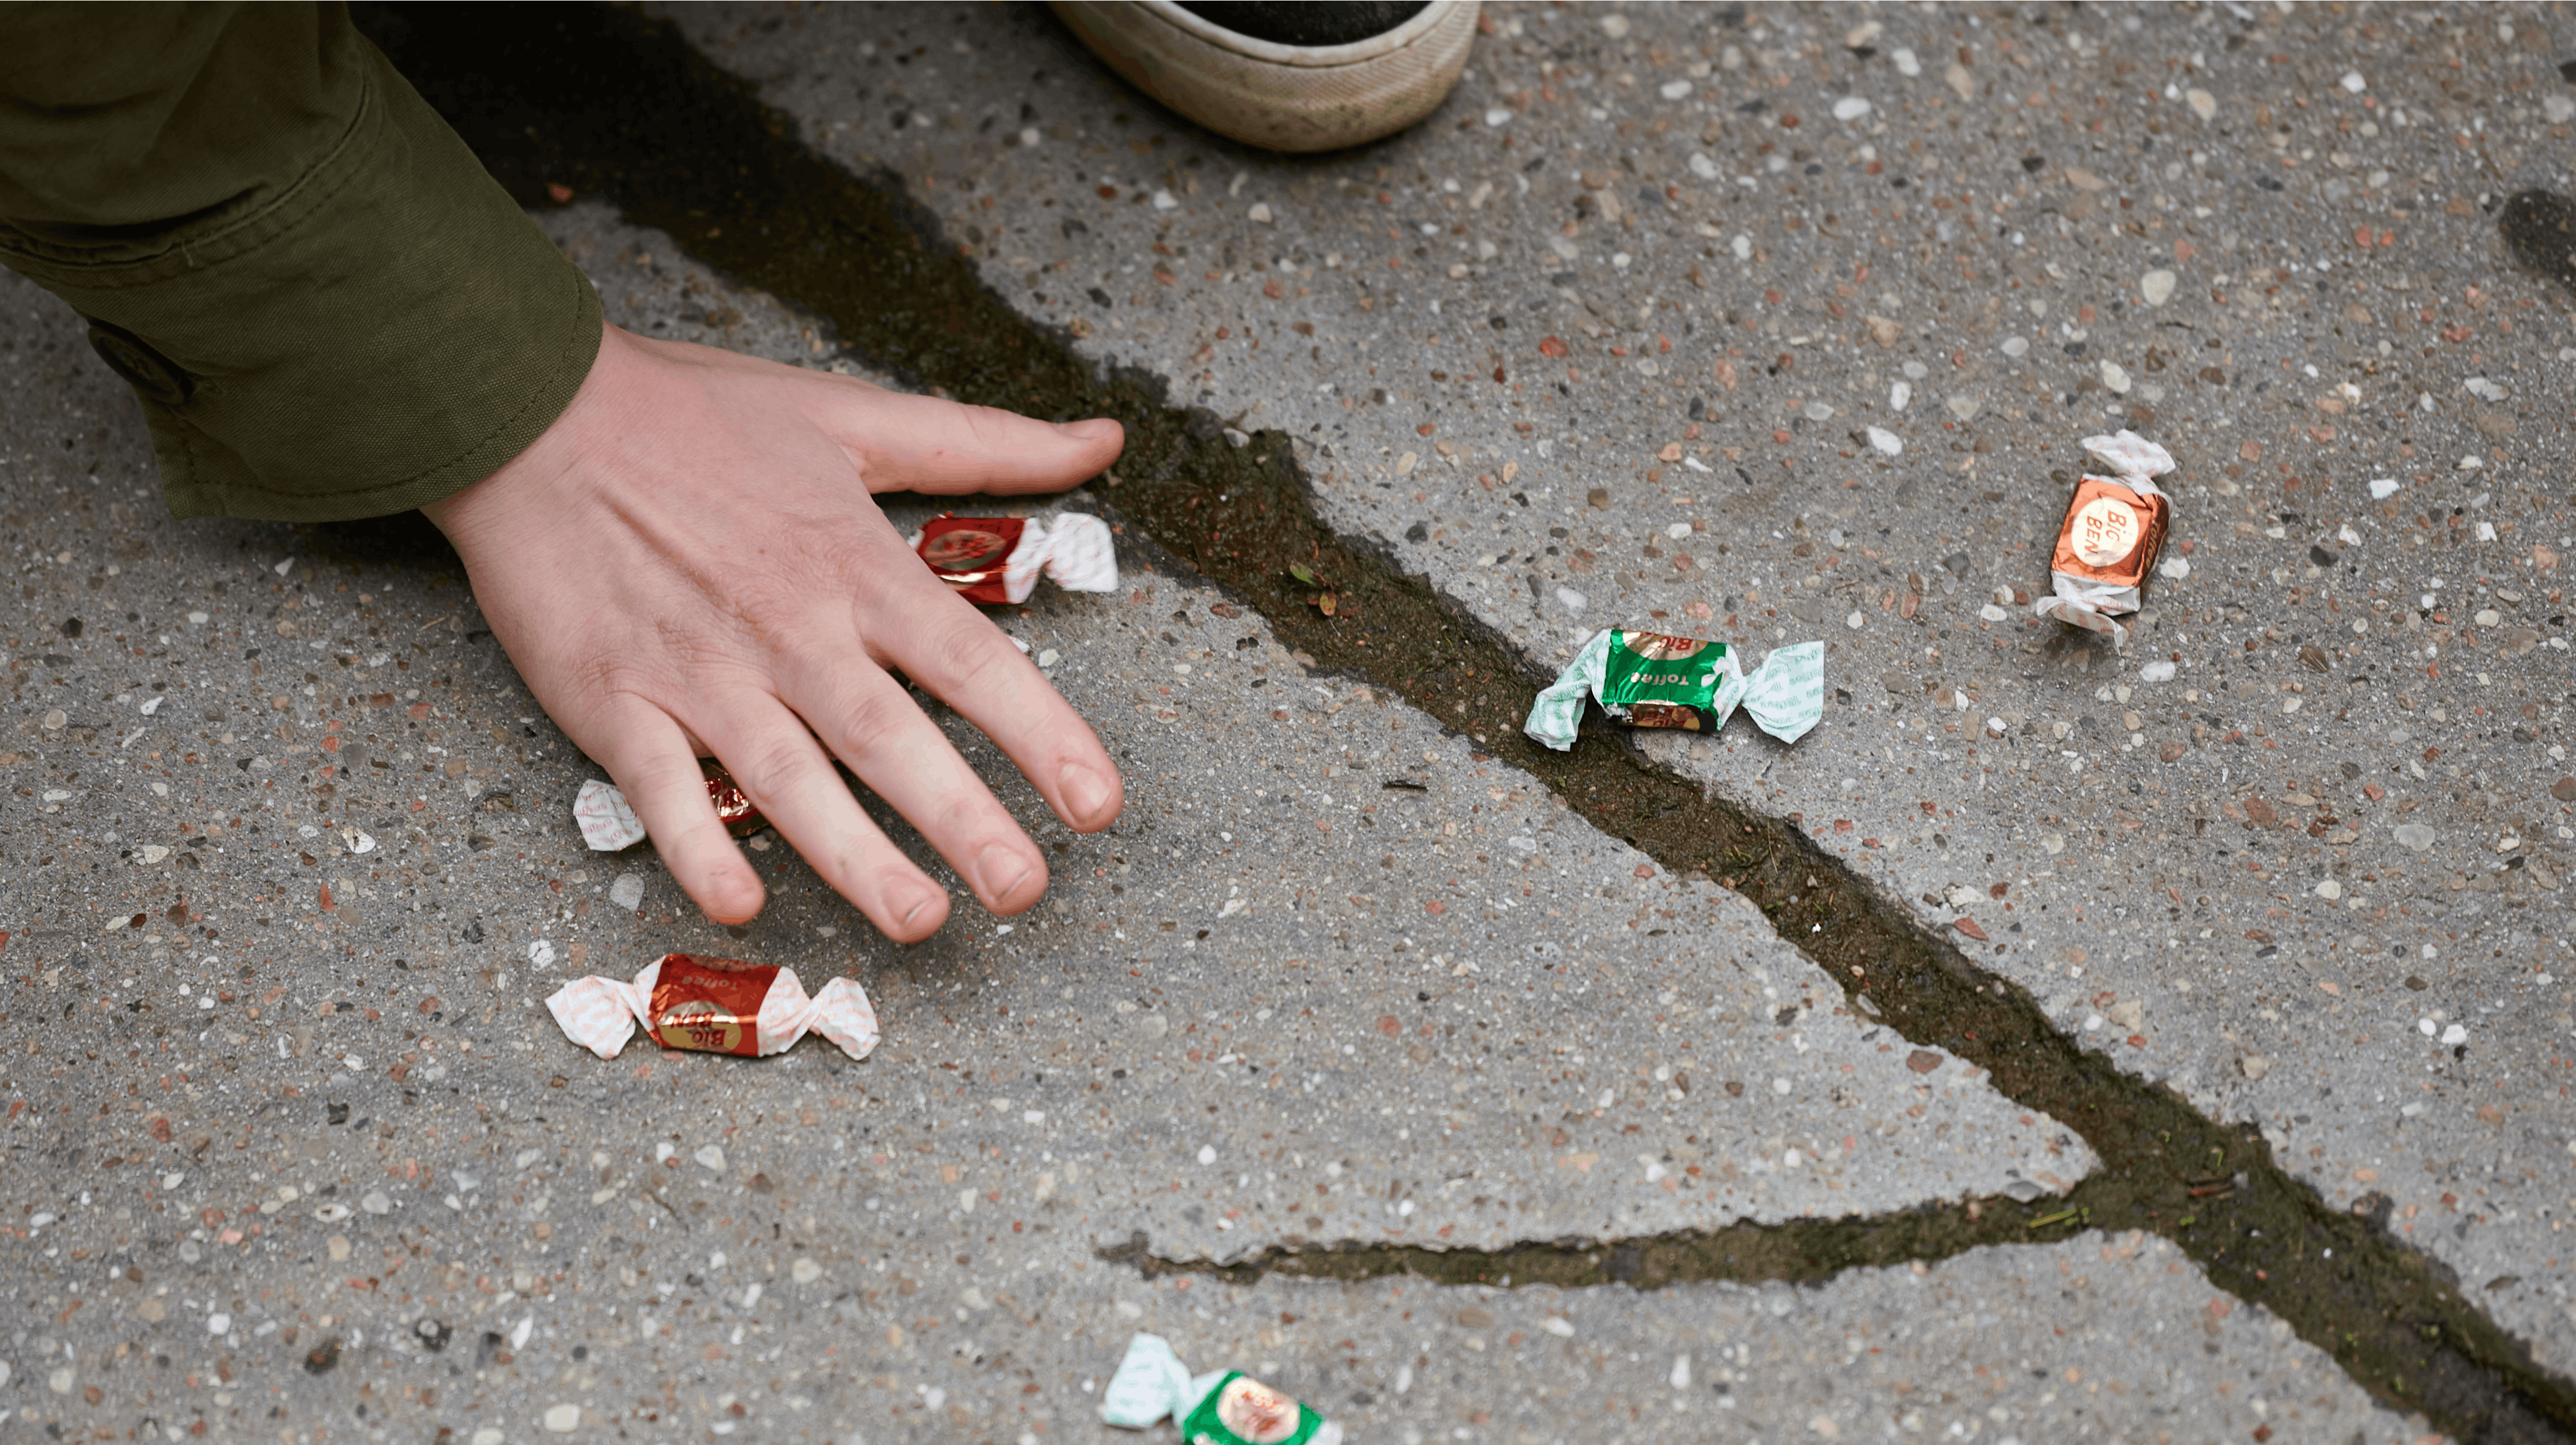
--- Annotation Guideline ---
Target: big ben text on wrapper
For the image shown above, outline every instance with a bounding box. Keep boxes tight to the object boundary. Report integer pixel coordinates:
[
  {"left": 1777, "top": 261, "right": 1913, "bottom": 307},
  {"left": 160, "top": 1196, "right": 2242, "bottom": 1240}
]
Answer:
[{"left": 2032, "top": 430, "right": 2175, "bottom": 646}]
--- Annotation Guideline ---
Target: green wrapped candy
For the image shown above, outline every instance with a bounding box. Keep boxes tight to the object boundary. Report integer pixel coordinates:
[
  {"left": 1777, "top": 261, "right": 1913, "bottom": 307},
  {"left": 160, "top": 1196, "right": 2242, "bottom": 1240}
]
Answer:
[
  {"left": 1100, "top": 1333, "right": 1340, "bottom": 1444},
  {"left": 1524, "top": 628, "right": 1824, "bottom": 751}
]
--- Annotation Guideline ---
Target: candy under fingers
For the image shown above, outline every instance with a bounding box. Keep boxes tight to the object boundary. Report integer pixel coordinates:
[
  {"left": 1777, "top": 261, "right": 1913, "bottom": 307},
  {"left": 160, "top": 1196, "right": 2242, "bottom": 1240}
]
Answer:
[{"left": 574, "top": 759, "right": 768, "bottom": 852}]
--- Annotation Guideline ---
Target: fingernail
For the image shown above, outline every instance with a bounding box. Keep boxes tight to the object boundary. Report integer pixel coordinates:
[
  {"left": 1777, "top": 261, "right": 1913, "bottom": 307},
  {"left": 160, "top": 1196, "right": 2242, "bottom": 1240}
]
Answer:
[
  {"left": 1060, "top": 761, "right": 1115, "bottom": 822},
  {"left": 896, "top": 887, "right": 942, "bottom": 932},
  {"left": 975, "top": 843, "right": 1035, "bottom": 904},
  {"left": 1061, "top": 418, "right": 1119, "bottom": 441}
]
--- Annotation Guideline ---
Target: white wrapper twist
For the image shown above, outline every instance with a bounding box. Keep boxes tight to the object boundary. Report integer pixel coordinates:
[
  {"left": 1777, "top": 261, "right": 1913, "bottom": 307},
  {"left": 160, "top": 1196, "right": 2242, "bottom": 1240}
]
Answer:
[{"left": 1000, "top": 512, "right": 1120, "bottom": 603}]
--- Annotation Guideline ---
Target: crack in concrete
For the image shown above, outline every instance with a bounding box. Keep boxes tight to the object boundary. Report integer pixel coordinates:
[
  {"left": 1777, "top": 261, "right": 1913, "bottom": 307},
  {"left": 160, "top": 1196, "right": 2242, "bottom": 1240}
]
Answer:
[{"left": 355, "top": 6, "right": 2576, "bottom": 1439}]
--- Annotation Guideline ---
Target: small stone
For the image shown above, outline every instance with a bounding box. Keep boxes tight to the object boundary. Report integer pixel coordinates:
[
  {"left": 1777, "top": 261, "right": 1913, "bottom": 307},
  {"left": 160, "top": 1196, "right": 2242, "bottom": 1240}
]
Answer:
[
  {"left": 791, "top": 1257, "right": 823, "bottom": 1284},
  {"left": 1540, "top": 1317, "right": 1577, "bottom": 1337},
  {"left": 1457, "top": 1306, "right": 1496, "bottom": 1327},
  {"left": 1484, "top": 107, "right": 1513, "bottom": 127},
  {"left": 2393, "top": 823, "right": 2437, "bottom": 852},
  {"left": 1599, "top": 13, "right": 1629, "bottom": 38},
  {"left": 2338, "top": 70, "right": 2366, "bottom": 93},
  {"left": 1831, "top": 96, "right": 1871, "bottom": 122},
  {"left": 694, "top": 1144, "right": 727, "bottom": 1173},
  {"left": 1905, "top": 1050, "right": 1944, "bottom": 1074},
  {"left": 41, "top": 709, "right": 66, "bottom": 731},
  {"left": 528, "top": 939, "right": 557, "bottom": 968},
  {"left": 2099, "top": 360, "right": 2133, "bottom": 394},
  {"left": 2239, "top": 1055, "right": 2271, "bottom": 1081},
  {"left": 207, "top": 1312, "right": 232, "bottom": 1336},
  {"left": 2138, "top": 660, "right": 2177, "bottom": 683},
  {"left": 1246, "top": 203, "right": 1273, "bottom": 224},
  {"left": 543, "top": 1403, "right": 582, "bottom": 1433},
  {"left": 1196, "top": 1144, "right": 1217, "bottom": 1165},
  {"left": 360, "top": 1190, "right": 392, "bottom": 1216},
  {"left": 1944, "top": 394, "right": 1982, "bottom": 421},
  {"left": 2139, "top": 270, "right": 2176, "bottom": 307},
  {"left": 608, "top": 873, "right": 645, "bottom": 912},
  {"left": 1866, "top": 426, "right": 1902, "bottom": 456},
  {"left": 2368, "top": 477, "right": 2401, "bottom": 500},
  {"left": 2550, "top": 777, "right": 2576, "bottom": 803}
]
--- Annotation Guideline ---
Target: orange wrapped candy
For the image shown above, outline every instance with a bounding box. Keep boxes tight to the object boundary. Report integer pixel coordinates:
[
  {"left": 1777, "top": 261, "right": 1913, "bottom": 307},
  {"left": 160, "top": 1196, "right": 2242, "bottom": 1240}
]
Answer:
[{"left": 2033, "top": 430, "right": 2174, "bottom": 645}]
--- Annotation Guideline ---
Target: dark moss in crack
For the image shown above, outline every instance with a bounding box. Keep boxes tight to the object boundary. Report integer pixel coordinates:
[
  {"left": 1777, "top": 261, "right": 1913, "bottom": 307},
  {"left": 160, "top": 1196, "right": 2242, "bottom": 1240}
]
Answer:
[
  {"left": 2499, "top": 190, "right": 2576, "bottom": 298},
  {"left": 355, "top": 6, "right": 2575, "bottom": 1439}
]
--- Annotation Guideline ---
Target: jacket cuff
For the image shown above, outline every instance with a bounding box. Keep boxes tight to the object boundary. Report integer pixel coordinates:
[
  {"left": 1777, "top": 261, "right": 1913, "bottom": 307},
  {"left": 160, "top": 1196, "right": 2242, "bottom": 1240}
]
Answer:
[{"left": 0, "top": 40, "right": 600, "bottom": 524}]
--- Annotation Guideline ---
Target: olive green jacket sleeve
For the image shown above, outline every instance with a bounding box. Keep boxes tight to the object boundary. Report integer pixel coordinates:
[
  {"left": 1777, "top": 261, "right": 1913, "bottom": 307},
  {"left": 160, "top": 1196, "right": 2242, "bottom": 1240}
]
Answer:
[{"left": 0, "top": 2, "right": 600, "bottom": 522}]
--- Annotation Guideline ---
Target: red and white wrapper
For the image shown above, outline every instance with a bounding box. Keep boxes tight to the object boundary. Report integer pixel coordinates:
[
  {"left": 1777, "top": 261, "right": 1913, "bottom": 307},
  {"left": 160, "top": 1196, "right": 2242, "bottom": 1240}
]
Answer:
[
  {"left": 546, "top": 954, "right": 879, "bottom": 1061},
  {"left": 574, "top": 778, "right": 648, "bottom": 851},
  {"left": 912, "top": 512, "right": 1118, "bottom": 605}
]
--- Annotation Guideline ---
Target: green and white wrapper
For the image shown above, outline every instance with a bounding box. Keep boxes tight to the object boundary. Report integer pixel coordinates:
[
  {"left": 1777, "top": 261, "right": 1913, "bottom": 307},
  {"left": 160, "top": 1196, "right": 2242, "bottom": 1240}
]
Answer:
[
  {"left": 1100, "top": 1333, "right": 1342, "bottom": 1445},
  {"left": 1525, "top": 628, "right": 1824, "bottom": 752}
]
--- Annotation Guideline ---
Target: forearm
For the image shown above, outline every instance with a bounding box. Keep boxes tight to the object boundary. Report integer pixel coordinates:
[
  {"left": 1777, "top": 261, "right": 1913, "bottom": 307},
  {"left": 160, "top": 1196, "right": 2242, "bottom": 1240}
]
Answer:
[{"left": 0, "top": 2, "right": 598, "bottom": 522}]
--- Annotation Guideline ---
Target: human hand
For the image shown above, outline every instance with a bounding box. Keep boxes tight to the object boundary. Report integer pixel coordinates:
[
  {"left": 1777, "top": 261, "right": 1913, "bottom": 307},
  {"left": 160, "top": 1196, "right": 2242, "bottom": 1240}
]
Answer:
[{"left": 422, "top": 322, "right": 1126, "bottom": 939}]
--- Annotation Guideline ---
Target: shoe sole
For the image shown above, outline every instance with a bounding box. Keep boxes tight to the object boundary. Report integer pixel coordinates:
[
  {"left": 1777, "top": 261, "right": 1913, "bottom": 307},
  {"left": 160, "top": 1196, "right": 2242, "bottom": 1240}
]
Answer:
[{"left": 1049, "top": 0, "right": 1480, "bottom": 153}]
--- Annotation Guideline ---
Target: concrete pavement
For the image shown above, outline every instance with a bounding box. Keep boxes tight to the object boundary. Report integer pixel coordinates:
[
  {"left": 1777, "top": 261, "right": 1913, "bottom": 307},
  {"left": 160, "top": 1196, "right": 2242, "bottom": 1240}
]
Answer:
[{"left": 3, "top": 2, "right": 2571, "bottom": 1441}]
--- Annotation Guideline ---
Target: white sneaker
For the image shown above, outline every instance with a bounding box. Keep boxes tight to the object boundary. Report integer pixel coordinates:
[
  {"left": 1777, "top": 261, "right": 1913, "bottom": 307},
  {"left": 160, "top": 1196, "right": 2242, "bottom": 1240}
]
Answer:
[{"left": 1049, "top": 0, "right": 1480, "bottom": 153}]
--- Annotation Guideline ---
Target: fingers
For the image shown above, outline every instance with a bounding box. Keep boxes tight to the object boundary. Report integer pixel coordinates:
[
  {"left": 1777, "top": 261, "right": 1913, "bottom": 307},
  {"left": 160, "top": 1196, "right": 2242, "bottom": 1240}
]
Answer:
[
  {"left": 687, "top": 693, "right": 955, "bottom": 943},
  {"left": 866, "top": 584, "right": 1124, "bottom": 838},
  {"left": 777, "top": 641, "right": 1054, "bottom": 917},
  {"left": 595, "top": 703, "right": 766, "bottom": 925},
  {"left": 820, "top": 388, "right": 1123, "bottom": 496}
]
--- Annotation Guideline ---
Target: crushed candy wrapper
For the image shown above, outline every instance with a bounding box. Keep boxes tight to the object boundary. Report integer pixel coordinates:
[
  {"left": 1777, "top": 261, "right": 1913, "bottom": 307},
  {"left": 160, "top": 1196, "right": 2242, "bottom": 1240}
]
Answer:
[
  {"left": 1101, "top": 1334, "right": 1340, "bottom": 1445},
  {"left": 1525, "top": 628, "right": 1824, "bottom": 751},
  {"left": 575, "top": 761, "right": 767, "bottom": 852},
  {"left": 913, "top": 511, "right": 1118, "bottom": 605},
  {"left": 2033, "top": 430, "right": 2174, "bottom": 646},
  {"left": 546, "top": 953, "right": 878, "bottom": 1061}
]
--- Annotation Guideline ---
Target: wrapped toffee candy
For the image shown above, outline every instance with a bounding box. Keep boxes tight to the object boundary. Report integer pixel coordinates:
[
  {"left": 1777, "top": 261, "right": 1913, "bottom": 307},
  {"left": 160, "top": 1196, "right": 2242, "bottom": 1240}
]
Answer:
[
  {"left": 574, "top": 760, "right": 766, "bottom": 852},
  {"left": 1525, "top": 628, "right": 1824, "bottom": 752},
  {"left": 700, "top": 760, "right": 764, "bottom": 836},
  {"left": 546, "top": 954, "right": 878, "bottom": 1061},
  {"left": 913, "top": 511, "right": 1118, "bottom": 605},
  {"left": 2033, "top": 430, "right": 2174, "bottom": 645},
  {"left": 1100, "top": 1334, "right": 1341, "bottom": 1445}
]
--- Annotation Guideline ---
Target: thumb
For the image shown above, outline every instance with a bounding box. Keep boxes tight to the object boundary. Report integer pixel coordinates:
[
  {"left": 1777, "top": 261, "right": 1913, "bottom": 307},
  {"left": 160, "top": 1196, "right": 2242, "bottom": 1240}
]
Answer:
[{"left": 820, "top": 387, "right": 1123, "bottom": 495}]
